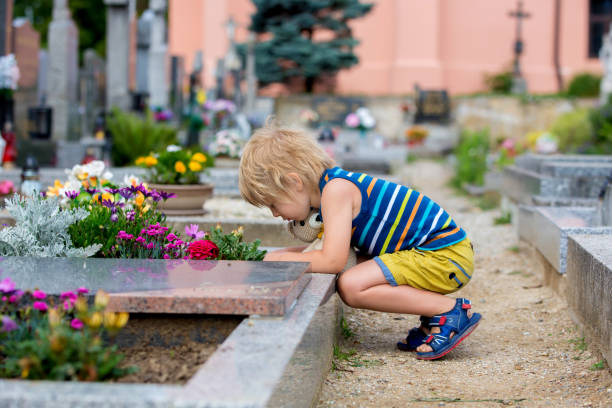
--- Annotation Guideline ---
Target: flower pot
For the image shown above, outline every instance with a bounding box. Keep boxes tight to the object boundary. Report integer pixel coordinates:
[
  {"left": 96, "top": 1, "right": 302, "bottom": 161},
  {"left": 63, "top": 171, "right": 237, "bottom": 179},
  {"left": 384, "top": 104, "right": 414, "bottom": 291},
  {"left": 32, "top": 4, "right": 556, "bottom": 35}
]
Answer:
[{"left": 148, "top": 183, "right": 214, "bottom": 216}]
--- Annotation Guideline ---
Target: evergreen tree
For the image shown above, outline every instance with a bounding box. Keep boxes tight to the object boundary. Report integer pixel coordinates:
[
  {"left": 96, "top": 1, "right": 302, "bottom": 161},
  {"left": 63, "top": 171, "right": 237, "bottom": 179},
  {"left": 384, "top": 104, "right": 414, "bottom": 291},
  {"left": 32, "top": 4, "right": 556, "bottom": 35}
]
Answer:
[{"left": 246, "top": 0, "right": 373, "bottom": 92}]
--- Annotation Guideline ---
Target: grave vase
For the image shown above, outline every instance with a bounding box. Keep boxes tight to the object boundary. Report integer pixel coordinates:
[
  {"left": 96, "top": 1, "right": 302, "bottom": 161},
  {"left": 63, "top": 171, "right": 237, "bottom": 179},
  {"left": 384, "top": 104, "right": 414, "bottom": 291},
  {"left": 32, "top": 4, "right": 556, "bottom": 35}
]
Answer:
[{"left": 148, "top": 183, "right": 214, "bottom": 216}]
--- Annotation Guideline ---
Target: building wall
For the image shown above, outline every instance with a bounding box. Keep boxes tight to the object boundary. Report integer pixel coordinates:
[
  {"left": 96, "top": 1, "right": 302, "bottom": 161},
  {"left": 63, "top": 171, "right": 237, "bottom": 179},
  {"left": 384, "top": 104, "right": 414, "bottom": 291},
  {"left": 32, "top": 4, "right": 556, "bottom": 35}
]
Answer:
[{"left": 168, "top": 0, "right": 602, "bottom": 95}]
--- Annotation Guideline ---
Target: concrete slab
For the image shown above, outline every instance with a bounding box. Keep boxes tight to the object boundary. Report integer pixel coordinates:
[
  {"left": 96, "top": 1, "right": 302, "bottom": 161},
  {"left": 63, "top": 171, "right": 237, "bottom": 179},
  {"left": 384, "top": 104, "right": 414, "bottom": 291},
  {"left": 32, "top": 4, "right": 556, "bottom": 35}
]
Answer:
[
  {"left": 518, "top": 206, "right": 612, "bottom": 274},
  {"left": 566, "top": 234, "right": 612, "bottom": 366},
  {"left": 0, "top": 274, "right": 339, "bottom": 407}
]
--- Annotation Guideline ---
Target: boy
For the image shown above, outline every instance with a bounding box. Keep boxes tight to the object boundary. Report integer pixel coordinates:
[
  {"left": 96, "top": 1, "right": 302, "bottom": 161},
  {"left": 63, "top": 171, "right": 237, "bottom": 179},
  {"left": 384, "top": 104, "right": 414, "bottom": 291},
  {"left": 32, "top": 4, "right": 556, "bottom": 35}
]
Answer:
[{"left": 239, "top": 124, "right": 481, "bottom": 360}]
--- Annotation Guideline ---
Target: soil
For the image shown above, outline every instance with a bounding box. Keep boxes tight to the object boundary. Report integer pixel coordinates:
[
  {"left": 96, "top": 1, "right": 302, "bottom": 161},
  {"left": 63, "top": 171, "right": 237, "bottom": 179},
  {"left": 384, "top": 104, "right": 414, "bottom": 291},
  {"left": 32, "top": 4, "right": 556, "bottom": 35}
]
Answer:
[
  {"left": 317, "top": 160, "right": 612, "bottom": 408},
  {"left": 113, "top": 314, "right": 242, "bottom": 384}
]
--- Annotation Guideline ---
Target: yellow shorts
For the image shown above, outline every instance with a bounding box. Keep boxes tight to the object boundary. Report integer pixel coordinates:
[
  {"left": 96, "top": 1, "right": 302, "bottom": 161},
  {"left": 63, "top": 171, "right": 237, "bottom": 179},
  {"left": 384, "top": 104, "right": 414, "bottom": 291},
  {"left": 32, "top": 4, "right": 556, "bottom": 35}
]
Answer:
[{"left": 374, "top": 238, "right": 474, "bottom": 294}]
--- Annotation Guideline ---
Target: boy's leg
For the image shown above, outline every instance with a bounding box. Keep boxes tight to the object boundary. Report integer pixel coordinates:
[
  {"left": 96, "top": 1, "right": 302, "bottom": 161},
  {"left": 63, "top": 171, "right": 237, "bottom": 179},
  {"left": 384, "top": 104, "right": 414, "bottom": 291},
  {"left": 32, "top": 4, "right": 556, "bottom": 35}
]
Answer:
[{"left": 336, "top": 259, "right": 474, "bottom": 353}]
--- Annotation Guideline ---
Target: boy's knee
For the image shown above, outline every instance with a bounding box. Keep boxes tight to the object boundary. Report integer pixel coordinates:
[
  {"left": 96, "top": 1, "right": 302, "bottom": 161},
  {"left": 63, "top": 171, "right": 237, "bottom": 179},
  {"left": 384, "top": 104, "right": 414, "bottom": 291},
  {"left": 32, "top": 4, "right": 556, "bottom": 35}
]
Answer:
[{"left": 336, "top": 274, "right": 360, "bottom": 307}]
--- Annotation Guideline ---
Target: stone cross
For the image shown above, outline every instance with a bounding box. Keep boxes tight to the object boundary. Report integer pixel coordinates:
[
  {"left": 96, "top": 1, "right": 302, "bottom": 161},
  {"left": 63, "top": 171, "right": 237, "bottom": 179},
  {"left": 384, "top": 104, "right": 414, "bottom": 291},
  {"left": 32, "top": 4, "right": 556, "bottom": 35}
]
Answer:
[
  {"left": 47, "top": 0, "right": 79, "bottom": 140},
  {"left": 104, "top": 0, "right": 135, "bottom": 111}
]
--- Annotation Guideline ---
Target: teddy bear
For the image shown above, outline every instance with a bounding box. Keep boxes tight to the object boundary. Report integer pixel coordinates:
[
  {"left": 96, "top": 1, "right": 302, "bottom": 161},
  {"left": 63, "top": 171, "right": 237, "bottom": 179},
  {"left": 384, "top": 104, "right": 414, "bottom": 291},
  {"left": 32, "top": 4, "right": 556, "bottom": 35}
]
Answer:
[{"left": 287, "top": 208, "right": 357, "bottom": 272}]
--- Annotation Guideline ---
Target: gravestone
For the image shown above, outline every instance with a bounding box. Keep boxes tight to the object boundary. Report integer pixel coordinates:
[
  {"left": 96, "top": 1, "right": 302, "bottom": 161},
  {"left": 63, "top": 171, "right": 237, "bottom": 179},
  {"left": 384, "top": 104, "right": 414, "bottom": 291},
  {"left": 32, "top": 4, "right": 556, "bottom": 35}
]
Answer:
[
  {"left": 46, "top": 0, "right": 78, "bottom": 141},
  {"left": 135, "top": 9, "right": 152, "bottom": 94},
  {"left": 0, "top": 0, "right": 13, "bottom": 56},
  {"left": 311, "top": 96, "right": 363, "bottom": 125},
  {"left": 147, "top": 0, "right": 168, "bottom": 108},
  {"left": 82, "top": 49, "right": 105, "bottom": 135},
  {"left": 600, "top": 23, "right": 612, "bottom": 105},
  {"left": 413, "top": 88, "right": 451, "bottom": 123},
  {"left": 11, "top": 18, "right": 39, "bottom": 89},
  {"left": 36, "top": 49, "right": 48, "bottom": 104},
  {"left": 169, "top": 55, "right": 185, "bottom": 118},
  {"left": 104, "top": 0, "right": 135, "bottom": 111}
]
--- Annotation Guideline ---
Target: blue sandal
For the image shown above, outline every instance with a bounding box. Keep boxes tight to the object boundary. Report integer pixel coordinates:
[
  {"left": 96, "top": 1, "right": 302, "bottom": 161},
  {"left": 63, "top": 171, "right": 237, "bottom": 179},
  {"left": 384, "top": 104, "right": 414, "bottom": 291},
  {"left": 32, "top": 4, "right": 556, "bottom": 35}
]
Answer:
[
  {"left": 397, "top": 316, "right": 430, "bottom": 352},
  {"left": 416, "top": 298, "right": 481, "bottom": 360}
]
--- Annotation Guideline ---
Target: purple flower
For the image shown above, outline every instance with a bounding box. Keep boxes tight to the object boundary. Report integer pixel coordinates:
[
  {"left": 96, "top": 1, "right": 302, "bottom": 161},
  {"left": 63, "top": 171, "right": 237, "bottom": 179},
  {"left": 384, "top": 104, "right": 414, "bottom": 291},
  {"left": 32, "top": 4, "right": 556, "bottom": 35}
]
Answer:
[
  {"left": 105, "top": 188, "right": 121, "bottom": 194},
  {"left": 185, "top": 224, "right": 205, "bottom": 240},
  {"left": 65, "top": 190, "right": 79, "bottom": 200},
  {"left": 32, "top": 290, "right": 46, "bottom": 299},
  {"left": 117, "top": 231, "right": 134, "bottom": 240},
  {"left": 119, "top": 187, "right": 134, "bottom": 200},
  {"left": 8, "top": 294, "right": 18, "bottom": 303},
  {"left": 33, "top": 301, "right": 48, "bottom": 312},
  {"left": 40, "top": 191, "right": 47, "bottom": 198},
  {"left": 1, "top": 316, "right": 17, "bottom": 332},
  {"left": 166, "top": 233, "right": 177, "bottom": 242},
  {"left": 125, "top": 210, "right": 135, "bottom": 221},
  {"left": 110, "top": 213, "right": 119, "bottom": 222},
  {"left": 85, "top": 187, "right": 99, "bottom": 195},
  {"left": 0, "top": 277, "right": 15, "bottom": 293},
  {"left": 70, "top": 318, "right": 84, "bottom": 330},
  {"left": 150, "top": 190, "right": 162, "bottom": 202},
  {"left": 159, "top": 190, "right": 176, "bottom": 200},
  {"left": 146, "top": 242, "right": 156, "bottom": 250}
]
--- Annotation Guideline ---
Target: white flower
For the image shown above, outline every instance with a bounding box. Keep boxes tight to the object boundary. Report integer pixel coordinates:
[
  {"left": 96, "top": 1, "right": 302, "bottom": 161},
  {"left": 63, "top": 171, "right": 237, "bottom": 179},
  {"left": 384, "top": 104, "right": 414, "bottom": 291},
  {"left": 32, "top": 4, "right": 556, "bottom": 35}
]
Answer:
[
  {"left": 123, "top": 174, "right": 141, "bottom": 187},
  {"left": 166, "top": 144, "right": 182, "bottom": 152}
]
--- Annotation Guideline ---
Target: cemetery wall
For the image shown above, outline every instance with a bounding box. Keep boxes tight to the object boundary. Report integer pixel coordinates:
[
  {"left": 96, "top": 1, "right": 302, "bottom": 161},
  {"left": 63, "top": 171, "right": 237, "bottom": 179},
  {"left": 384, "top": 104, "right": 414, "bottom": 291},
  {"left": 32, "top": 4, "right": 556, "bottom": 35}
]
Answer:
[{"left": 275, "top": 95, "right": 598, "bottom": 143}]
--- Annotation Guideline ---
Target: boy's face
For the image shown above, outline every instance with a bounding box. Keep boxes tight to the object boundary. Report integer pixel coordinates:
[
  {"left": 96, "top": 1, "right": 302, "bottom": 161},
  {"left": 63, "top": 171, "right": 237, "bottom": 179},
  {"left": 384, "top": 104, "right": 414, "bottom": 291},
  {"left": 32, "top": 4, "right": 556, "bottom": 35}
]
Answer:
[{"left": 268, "top": 189, "right": 311, "bottom": 222}]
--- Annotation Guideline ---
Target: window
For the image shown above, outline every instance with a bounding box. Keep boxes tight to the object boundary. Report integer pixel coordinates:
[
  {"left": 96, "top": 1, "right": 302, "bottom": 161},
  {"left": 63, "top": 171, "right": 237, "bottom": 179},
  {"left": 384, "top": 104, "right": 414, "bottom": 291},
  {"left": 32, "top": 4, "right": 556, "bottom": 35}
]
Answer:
[{"left": 590, "top": 0, "right": 612, "bottom": 57}]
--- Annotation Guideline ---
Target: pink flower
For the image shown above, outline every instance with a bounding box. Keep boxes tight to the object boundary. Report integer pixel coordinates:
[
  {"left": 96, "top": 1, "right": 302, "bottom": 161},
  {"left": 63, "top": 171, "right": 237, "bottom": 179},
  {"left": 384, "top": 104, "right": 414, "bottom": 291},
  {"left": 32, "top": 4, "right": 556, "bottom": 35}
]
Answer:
[
  {"left": 501, "top": 138, "right": 515, "bottom": 150},
  {"left": 345, "top": 113, "right": 360, "bottom": 128},
  {"left": 8, "top": 294, "right": 17, "bottom": 303},
  {"left": 146, "top": 242, "right": 155, "bottom": 250},
  {"left": 63, "top": 299, "right": 74, "bottom": 310},
  {"left": 32, "top": 290, "right": 46, "bottom": 299},
  {"left": 77, "top": 287, "right": 89, "bottom": 294},
  {"left": 60, "top": 291, "right": 77, "bottom": 301},
  {"left": 1, "top": 296, "right": 5, "bottom": 302},
  {"left": 33, "top": 301, "right": 48, "bottom": 312},
  {"left": 70, "top": 318, "right": 84, "bottom": 330},
  {"left": 0, "top": 180, "right": 14, "bottom": 195},
  {"left": 166, "top": 233, "right": 177, "bottom": 242},
  {"left": 163, "top": 254, "right": 170, "bottom": 259},
  {"left": 185, "top": 224, "right": 205, "bottom": 240},
  {"left": 0, "top": 277, "right": 15, "bottom": 293},
  {"left": 136, "top": 236, "right": 146, "bottom": 244},
  {"left": 1, "top": 316, "right": 17, "bottom": 332}
]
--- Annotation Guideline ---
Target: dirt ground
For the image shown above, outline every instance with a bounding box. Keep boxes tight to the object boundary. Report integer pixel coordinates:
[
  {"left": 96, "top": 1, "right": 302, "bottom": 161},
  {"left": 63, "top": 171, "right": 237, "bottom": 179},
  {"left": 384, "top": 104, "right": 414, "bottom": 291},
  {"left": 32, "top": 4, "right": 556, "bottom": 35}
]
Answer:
[{"left": 317, "top": 160, "right": 612, "bottom": 408}]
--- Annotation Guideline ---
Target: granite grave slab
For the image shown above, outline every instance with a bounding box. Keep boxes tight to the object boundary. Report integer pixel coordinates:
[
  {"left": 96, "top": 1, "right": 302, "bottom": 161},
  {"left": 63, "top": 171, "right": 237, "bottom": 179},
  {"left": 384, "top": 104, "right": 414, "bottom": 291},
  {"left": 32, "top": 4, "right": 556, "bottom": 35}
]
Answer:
[{"left": 1, "top": 257, "right": 311, "bottom": 316}]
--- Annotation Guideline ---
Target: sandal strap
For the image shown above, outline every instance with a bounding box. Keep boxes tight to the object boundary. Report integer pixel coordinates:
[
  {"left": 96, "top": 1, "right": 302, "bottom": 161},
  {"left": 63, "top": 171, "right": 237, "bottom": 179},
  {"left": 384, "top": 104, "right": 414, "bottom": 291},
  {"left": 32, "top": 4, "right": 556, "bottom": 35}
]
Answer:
[{"left": 423, "top": 298, "right": 473, "bottom": 351}]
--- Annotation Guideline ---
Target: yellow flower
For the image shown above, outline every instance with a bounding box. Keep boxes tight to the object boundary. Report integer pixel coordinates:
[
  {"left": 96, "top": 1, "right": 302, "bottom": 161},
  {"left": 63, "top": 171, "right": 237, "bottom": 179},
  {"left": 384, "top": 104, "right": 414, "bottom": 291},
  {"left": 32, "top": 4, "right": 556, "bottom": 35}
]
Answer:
[
  {"left": 115, "top": 312, "right": 129, "bottom": 329},
  {"left": 175, "top": 161, "right": 186, "bottom": 174},
  {"left": 47, "top": 308, "right": 61, "bottom": 328},
  {"left": 191, "top": 152, "right": 207, "bottom": 163},
  {"left": 77, "top": 172, "right": 88, "bottom": 181},
  {"left": 144, "top": 156, "right": 158, "bottom": 167},
  {"left": 88, "top": 176, "right": 98, "bottom": 186},
  {"left": 47, "top": 180, "right": 64, "bottom": 197},
  {"left": 101, "top": 192, "right": 113, "bottom": 202},
  {"left": 135, "top": 157, "right": 146, "bottom": 165},
  {"left": 134, "top": 193, "right": 145, "bottom": 207},
  {"left": 75, "top": 298, "right": 88, "bottom": 313},
  {"left": 188, "top": 161, "right": 202, "bottom": 172},
  {"left": 103, "top": 311, "right": 117, "bottom": 329},
  {"left": 94, "top": 290, "right": 109, "bottom": 308},
  {"left": 87, "top": 312, "right": 103, "bottom": 329}
]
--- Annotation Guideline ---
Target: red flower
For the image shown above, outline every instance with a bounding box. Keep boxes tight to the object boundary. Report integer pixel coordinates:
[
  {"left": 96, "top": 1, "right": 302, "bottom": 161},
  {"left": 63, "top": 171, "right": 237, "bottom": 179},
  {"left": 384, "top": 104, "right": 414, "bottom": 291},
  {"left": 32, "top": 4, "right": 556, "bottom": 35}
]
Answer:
[{"left": 187, "top": 240, "right": 219, "bottom": 260}]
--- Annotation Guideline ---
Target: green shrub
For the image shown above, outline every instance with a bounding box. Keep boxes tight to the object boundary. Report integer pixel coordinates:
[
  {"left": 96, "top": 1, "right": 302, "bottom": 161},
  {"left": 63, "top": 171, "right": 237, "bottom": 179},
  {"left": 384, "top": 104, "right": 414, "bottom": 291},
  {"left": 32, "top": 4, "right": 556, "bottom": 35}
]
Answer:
[
  {"left": 484, "top": 70, "right": 513, "bottom": 94},
  {"left": 587, "top": 99, "right": 612, "bottom": 154},
  {"left": 452, "top": 129, "right": 490, "bottom": 188},
  {"left": 549, "top": 108, "right": 593, "bottom": 152},
  {"left": 566, "top": 73, "right": 601, "bottom": 97},
  {"left": 107, "top": 108, "right": 178, "bottom": 167}
]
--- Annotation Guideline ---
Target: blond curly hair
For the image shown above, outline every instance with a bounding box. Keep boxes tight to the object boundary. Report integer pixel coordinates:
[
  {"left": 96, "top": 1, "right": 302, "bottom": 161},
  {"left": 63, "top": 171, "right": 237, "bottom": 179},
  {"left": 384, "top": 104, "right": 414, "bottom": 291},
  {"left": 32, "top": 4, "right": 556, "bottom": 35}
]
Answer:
[{"left": 239, "top": 121, "right": 334, "bottom": 207}]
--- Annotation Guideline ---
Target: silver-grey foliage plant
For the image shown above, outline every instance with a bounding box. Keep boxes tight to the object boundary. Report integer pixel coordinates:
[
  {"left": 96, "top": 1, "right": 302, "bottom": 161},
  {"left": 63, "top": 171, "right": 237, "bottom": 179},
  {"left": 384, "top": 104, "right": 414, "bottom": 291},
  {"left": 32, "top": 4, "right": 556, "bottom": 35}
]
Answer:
[{"left": 0, "top": 194, "right": 101, "bottom": 257}]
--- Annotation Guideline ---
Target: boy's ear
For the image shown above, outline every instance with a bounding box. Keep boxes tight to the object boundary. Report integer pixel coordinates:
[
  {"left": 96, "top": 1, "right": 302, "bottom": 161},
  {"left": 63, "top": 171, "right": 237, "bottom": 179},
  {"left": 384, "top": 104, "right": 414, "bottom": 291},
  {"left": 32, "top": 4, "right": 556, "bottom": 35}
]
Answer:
[{"left": 286, "top": 172, "right": 304, "bottom": 191}]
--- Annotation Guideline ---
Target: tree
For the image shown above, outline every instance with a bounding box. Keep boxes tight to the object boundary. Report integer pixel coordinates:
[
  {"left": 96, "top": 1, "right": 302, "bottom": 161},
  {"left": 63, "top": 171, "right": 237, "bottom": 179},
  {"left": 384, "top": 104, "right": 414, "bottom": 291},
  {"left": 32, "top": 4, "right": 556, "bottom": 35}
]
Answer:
[{"left": 246, "top": 0, "right": 373, "bottom": 93}]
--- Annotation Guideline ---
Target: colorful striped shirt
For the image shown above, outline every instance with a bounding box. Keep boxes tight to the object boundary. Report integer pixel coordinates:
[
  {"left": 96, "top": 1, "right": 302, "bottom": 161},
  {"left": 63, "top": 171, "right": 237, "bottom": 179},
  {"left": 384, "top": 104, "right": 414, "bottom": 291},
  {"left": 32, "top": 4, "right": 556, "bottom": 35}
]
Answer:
[{"left": 318, "top": 167, "right": 466, "bottom": 254}]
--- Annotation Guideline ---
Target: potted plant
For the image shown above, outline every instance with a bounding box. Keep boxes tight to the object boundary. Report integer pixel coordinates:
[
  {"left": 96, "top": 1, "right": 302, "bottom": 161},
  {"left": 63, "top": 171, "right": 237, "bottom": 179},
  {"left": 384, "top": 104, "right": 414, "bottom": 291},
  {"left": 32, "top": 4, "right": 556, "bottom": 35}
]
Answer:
[
  {"left": 135, "top": 145, "right": 214, "bottom": 215},
  {"left": 208, "top": 129, "right": 245, "bottom": 167},
  {"left": 344, "top": 107, "right": 376, "bottom": 140},
  {"left": 405, "top": 125, "right": 428, "bottom": 146}
]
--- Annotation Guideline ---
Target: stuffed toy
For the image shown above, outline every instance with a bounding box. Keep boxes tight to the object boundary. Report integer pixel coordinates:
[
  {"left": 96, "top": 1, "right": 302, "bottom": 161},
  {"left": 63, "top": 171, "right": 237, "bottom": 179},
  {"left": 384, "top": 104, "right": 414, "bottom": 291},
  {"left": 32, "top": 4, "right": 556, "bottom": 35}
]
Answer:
[{"left": 287, "top": 208, "right": 357, "bottom": 272}]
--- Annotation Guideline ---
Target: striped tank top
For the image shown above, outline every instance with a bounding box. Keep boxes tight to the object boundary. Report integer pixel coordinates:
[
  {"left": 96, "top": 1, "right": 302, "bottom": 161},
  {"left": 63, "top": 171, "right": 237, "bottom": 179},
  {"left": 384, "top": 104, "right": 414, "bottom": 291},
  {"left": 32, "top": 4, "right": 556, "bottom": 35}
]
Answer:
[{"left": 319, "top": 167, "right": 466, "bottom": 255}]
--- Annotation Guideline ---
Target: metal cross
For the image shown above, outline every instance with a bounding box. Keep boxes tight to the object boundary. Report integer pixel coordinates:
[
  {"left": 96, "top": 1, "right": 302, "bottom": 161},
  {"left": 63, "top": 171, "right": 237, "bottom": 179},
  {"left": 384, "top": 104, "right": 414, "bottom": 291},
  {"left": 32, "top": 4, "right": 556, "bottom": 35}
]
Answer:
[{"left": 508, "top": 0, "right": 531, "bottom": 76}]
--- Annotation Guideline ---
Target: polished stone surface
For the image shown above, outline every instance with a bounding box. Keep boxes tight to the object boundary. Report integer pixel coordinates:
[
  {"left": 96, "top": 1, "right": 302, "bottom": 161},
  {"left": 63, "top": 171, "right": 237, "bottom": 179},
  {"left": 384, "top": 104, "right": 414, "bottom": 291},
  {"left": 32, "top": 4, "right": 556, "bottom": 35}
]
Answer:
[{"left": 0, "top": 257, "right": 311, "bottom": 316}]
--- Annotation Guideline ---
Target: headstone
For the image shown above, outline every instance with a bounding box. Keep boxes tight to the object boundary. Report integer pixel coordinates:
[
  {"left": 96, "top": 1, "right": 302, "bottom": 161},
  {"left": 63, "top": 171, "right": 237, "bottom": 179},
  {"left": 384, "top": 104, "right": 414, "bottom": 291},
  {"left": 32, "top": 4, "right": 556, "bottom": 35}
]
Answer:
[
  {"left": 603, "top": 184, "right": 612, "bottom": 226},
  {"left": 214, "top": 57, "right": 225, "bottom": 99},
  {"left": 600, "top": 23, "right": 612, "bottom": 105},
  {"left": 311, "top": 96, "right": 363, "bottom": 125},
  {"left": 413, "top": 88, "right": 451, "bottom": 124},
  {"left": 47, "top": 0, "right": 79, "bottom": 140},
  {"left": 0, "top": 0, "right": 13, "bottom": 56},
  {"left": 36, "top": 50, "right": 48, "bottom": 104},
  {"left": 135, "top": 9, "right": 152, "bottom": 93},
  {"left": 147, "top": 0, "right": 168, "bottom": 108},
  {"left": 12, "top": 18, "right": 39, "bottom": 89},
  {"left": 104, "top": 0, "right": 135, "bottom": 111},
  {"left": 82, "top": 49, "right": 105, "bottom": 135},
  {"left": 169, "top": 55, "right": 184, "bottom": 118}
]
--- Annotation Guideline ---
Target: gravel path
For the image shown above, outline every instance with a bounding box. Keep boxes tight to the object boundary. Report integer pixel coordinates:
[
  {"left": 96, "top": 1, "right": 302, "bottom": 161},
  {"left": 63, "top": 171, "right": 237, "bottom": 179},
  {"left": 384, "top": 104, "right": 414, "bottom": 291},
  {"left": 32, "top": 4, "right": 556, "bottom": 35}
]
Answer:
[{"left": 316, "top": 160, "right": 612, "bottom": 408}]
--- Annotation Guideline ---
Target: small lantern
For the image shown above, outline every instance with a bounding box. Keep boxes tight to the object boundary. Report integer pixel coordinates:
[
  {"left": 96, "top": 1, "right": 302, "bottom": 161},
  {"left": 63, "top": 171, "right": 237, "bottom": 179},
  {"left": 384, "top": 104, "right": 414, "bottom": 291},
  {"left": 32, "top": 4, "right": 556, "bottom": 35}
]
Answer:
[
  {"left": 27, "top": 106, "right": 53, "bottom": 139},
  {"left": 20, "top": 155, "right": 41, "bottom": 197}
]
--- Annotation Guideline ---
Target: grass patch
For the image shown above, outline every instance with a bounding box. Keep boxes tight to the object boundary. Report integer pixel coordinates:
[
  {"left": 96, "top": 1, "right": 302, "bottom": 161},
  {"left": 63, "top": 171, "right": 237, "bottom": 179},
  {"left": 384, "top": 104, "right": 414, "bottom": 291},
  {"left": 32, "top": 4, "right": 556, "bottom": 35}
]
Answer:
[
  {"left": 475, "top": 192, "right": 500, "bottom": 210},
  {"left": 590, "top": 360, "right": 606, "bottom": 370},
  {"left": 405, "top": 153, "right": 418, "bottom": 164},
  {"left": 494, "top": 211, "right": 512, "bottom": 225},
  {"left": 332, "top": 345, "right": 382, "bottom": 369},
  {"left": 507, "top": 245, "right": 520, "bottom": 253},
  {"left": 508, "top": 270, "right": 523, "bottom": 275},
  {"left": 340, "top": 317, "right": 354, "bottom": 339},
  {"left": 569, "top": 336, "right": 587, "bottom": 352}
]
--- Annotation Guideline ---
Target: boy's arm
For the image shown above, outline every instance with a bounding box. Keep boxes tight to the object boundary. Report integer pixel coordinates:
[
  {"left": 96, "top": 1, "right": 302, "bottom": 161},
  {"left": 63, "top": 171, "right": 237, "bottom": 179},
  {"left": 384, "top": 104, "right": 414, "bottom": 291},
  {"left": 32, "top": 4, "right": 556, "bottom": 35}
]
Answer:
[{"left": 263, "top": 180, "right": 353, "bottom": 274}]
